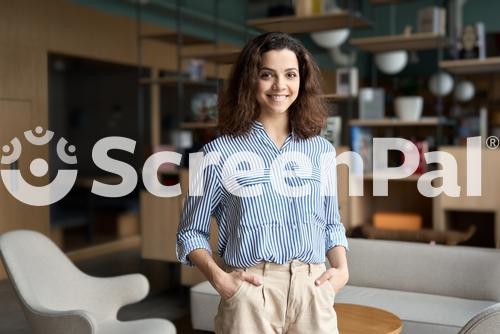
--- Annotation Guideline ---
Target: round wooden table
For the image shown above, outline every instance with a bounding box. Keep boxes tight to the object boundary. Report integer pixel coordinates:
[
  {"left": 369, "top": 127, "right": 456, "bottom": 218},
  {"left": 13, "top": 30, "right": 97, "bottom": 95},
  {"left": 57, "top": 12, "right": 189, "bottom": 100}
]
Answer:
[{"left": 334, "top": 303, "right": 402, "bottom": 334}]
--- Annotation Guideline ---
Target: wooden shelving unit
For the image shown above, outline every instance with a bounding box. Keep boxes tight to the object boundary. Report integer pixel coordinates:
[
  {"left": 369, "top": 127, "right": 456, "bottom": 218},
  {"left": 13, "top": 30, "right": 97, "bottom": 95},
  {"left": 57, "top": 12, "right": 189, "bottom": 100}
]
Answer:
[
  {"left": 141, "top": 32, "right": 212, "bottom": 46},
  {"left": 351, "top": 33, "right": 449, "bottom": 53},
  {"left": 321, "top": 94, "right": 355, "bottom": 101},
  {"left": 349, "top": 117, "right": 444, "bottom": 127},
  {"left": 180, "top": 122, "right": 218, "bottom": 129},
  {"left": 439, "top": 57, "right": 500, "bottom": 75},
  {"left": 247, "top": 11, "right": 371, "bottom": 33},
  {"left": 363, "top": 173, "right": 421, "bottom": 182},
  {"left": 369, "top": 0, "right": 413, "bottom": 5},
  {"left": 182, "top": 49, "right": 240, "bottom": 64},
  {"left": 139, "top": 77, "right": 219, "bottom": 87}
]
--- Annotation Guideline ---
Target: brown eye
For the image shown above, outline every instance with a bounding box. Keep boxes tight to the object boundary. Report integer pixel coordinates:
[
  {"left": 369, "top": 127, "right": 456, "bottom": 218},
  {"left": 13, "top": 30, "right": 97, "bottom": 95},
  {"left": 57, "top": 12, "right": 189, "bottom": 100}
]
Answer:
[
  {"left": 260, "top": 72, "right": 272, "bottom": 79},
  {"left": 287, "top": 72, "right": 297, "bottom": 79}
]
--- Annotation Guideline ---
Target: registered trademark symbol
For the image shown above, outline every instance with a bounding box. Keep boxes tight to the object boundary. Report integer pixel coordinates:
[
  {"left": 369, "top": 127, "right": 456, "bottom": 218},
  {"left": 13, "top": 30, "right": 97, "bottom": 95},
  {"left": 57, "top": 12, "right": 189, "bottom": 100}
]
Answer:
[{"left": 486, "top": 136, "right": 499, "bottom": 150}]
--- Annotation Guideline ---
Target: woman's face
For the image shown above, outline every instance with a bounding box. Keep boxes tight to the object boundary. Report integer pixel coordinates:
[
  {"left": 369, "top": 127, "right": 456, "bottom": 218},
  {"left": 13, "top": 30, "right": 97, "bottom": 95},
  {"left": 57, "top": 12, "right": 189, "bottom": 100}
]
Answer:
[{"left": 255, "top": 49, "right": 300, "bottom": 117}]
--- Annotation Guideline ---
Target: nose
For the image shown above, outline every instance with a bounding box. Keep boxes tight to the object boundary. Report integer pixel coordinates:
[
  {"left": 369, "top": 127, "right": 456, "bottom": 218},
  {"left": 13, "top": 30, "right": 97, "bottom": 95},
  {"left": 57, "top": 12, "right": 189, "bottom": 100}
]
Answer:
[{"left": 272, "top": 75, "right": 286, "bottom": 91}]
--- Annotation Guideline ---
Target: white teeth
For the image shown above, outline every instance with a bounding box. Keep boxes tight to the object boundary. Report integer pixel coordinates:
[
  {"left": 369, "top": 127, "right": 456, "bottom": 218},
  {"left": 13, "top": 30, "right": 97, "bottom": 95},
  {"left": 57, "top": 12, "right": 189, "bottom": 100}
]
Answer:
[{"left": 270, "top": 95, "right": 286, "bottom": 102}]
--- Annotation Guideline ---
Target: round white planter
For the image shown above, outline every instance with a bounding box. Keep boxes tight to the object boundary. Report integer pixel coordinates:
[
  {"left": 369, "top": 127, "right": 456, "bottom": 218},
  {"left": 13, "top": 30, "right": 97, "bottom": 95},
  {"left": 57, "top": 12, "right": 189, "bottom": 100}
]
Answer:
[{"left": 394, "top": 96, "right": 423, "bottom": 121}]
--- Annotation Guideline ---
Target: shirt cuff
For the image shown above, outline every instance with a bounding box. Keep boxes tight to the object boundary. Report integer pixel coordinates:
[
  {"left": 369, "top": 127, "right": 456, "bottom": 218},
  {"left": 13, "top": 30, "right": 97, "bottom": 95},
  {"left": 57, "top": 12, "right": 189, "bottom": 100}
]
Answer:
[
  {"left": 325, "top": 231, "right": 349, "bottom": 253},
  {"left": 176, "top": 237, "right": 212, "bottom": 267}
]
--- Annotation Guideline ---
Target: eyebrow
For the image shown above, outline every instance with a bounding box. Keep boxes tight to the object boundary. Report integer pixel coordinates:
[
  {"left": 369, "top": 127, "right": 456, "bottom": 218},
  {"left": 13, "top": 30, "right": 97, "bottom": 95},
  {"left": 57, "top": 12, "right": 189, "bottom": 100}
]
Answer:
[{"left": 260, "top": 67, "right": 298, "bottom": 72}]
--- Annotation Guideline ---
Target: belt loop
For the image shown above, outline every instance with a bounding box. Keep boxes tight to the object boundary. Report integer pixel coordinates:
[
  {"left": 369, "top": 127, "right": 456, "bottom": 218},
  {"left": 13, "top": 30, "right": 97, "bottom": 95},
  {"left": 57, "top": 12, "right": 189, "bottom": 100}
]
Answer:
[
  {"left": 244, "top": 267, "right": 247, "bottom": 272},
  {"left": 263, "top": 262, "right": 267, "bottom": 276},
  {"left": 308, "top": 263, "right": 312, "bottom": 276}
]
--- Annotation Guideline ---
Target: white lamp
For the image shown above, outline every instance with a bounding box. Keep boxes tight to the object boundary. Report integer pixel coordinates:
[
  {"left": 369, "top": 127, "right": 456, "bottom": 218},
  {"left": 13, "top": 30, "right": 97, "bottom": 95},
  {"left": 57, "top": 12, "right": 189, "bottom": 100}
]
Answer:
[
  {"left": 375, "top": 50, "right": 408, "bottom": 75},
  {"left": 311, "top": 29, "right": 350, "bottom": 48},
  {"left": 429, "top": 72, "right": 454, "bottom": 97}
]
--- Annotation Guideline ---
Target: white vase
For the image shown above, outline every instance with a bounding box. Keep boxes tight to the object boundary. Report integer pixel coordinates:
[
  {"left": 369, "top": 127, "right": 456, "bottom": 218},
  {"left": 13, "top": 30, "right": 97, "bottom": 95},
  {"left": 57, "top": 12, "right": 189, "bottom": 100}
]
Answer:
[{"left": 394, "top": 96, "right": 423, "bottom": 121}]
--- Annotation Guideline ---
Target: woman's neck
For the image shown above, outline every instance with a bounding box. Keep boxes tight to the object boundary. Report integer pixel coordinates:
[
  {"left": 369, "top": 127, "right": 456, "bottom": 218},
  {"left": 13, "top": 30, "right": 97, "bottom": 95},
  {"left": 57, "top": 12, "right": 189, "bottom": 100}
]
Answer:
[{"left": 257, "top": 113, "right": 290, "bottom": 149}]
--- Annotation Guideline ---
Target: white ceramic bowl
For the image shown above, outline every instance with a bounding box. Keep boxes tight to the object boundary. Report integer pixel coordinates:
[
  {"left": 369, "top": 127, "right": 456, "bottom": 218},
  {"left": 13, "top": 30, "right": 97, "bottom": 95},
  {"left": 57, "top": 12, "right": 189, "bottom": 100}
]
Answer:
[
  {"left": 311, "top": 29, "right": 350, "bottom": 48},
  {"left": 394, "top": 96, "right": 423, "bottom": 121},
  {"left": 375, "top": 50, "right": 408, "bottom": 75},
  {"left": 429, "top": 72, "right": 454, "bottom": 96}
]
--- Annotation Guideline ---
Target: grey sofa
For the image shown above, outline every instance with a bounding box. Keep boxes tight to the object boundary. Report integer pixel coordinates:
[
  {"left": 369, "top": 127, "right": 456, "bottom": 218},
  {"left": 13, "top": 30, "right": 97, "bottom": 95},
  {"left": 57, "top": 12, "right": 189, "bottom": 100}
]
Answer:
[{"left": 190, "top": 238, "right": 500, "bottom": 333}]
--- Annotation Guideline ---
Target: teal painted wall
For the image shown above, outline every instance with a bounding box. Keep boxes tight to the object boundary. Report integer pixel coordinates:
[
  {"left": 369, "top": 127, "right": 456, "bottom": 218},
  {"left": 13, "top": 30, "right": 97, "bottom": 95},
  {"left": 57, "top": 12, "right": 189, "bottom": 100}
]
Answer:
[{"left": 72, "top": 0, "right": 500, "bottom": 77}]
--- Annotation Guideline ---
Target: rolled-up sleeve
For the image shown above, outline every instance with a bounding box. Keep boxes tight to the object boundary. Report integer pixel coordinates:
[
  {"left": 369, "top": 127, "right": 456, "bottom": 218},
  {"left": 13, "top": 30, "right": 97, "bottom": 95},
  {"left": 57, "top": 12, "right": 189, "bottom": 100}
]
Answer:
[
  {"left": 322, "top": 146, "right": 349, "bottom": 252},
  {"left": 176, "top": 146, "right": 222, "bottom": 266}
]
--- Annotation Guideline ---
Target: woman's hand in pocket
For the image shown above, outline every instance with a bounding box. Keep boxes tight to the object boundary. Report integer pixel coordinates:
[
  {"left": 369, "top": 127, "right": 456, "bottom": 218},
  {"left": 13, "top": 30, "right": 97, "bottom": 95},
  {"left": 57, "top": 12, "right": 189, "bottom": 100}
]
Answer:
[
  {"left": 214, "top": 270, "right": 263, "bottom": 300},
  {"left": 315, "top": 267, "right": 349, "bottom": 293}
]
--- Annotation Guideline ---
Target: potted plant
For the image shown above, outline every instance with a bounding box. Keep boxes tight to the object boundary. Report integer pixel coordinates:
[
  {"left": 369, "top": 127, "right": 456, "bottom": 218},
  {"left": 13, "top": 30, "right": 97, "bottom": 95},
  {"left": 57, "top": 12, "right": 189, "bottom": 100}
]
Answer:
[{"left": 394, "top": 76, "right": 423, "bottom": 121}]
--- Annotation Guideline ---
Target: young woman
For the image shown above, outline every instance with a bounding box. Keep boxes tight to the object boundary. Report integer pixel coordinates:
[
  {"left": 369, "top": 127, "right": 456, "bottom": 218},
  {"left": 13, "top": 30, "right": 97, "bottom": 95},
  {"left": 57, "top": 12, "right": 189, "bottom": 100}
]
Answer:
[{"left": 177, "top": 32, "right": 348, "bottom": 334}]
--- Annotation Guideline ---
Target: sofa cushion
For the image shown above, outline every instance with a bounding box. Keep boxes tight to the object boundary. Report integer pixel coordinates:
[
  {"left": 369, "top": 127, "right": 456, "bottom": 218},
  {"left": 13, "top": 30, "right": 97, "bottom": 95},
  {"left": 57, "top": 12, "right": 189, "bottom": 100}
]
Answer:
[
  {"left": 335, "top": 285, "right": 496, "bottom": 330},
  {"left": 190, "top": 281, "right": 220, "bottom": 331},
  {"left": 345, "top": 238, "right": 500, "bottom": 301}
]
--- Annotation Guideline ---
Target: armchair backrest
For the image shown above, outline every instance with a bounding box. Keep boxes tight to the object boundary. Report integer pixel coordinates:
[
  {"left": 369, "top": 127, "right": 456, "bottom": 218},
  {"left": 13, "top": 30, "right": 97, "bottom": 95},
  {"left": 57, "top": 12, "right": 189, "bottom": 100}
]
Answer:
[
  {"left": 458, "top": 303, "right": 500, "bottom": 334},
  {"left": 0, "top": 230, "right": 86, "bottom": 312}
]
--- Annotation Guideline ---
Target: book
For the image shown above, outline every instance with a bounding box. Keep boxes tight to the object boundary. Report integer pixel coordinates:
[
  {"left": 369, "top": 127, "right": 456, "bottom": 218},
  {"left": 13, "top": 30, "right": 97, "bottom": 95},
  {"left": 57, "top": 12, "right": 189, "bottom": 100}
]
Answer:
[
  {"left": 350, "top": 126, "right": 373, "bottom": 174},
  {"left": 417, "top": 6, "right": 446, "bottom": 35},
  {"left": 321, "top": 116, "right": 342, "bottom": 146}
]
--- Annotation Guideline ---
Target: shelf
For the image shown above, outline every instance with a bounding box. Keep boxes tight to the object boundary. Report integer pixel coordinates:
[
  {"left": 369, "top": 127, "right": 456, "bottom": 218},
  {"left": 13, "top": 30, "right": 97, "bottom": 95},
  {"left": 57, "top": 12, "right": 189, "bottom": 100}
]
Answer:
[
  {"left": 321, "top": 94, "right": 356, "bottom": 101},
  {"left": 363, "top": 173, "right": 421, "bottom": 182},
  {"left": 369, "top": 0, "right": 414, "bottom": 4},
  {"left": 182, "top": 49, "right": 240, "bottom": 64},
  {"left": 180, "top": 122, "right": 218, "bottom": 129},
  {"left": 141, "top": 32, "right": 212, "bottom": 46},
  {"left": 350, "top": 33, "right": 449, "bottom": 53},
  {"left": 439, "top": 57, "right": 500, "bottom": 75},
  {"left": 349, "top": 117, "right": 444, "bottom": 127},
  {"left": 247, "top": 11, "right": 371, "bottom": 34},
  {"left": 139, "top": 77, "right": 218, "bottom": 87}
]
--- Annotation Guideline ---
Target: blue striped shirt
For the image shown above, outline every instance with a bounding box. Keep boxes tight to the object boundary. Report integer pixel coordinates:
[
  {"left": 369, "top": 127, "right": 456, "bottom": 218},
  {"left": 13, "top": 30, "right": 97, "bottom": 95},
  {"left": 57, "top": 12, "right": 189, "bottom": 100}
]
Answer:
[{"left": 176, "top": 121, "right": 348, "bottom": 268}]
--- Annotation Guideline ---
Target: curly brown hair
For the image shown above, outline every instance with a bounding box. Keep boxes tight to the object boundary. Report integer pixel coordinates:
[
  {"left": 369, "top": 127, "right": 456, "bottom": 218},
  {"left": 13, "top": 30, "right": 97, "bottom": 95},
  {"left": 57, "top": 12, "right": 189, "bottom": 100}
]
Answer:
[{"left": 218, "top": 32, "right": 328, "bottom": 139}]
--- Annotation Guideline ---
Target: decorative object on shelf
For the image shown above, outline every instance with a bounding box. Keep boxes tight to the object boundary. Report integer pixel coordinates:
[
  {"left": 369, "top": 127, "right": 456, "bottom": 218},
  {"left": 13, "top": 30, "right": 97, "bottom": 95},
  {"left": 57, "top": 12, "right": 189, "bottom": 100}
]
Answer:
[
  {"left": 267, "top": 4, "right": 295, "bottom": 17},
  {"left": 321, "top": 116, "right": 342, "bottom": 146},
  {"left": 294, "top": 0, "right": 323, "bottom": 16},
  {"left": 454, "top": 80, "right": 475, "bottom": 102},
  {"left": 329, "top": 47, "right": 357, "bottom": 66},
  {"left": 394, "top": 96, "right": 423, "bottom": 121},
  {"left": 458, "top": 22, "right": 486, "bottom": 59},
  {"left": 351, "top": 126, "right": 373, "bottom": 174},
  {"left": 336, "top": 67, "right": 358, "bottom": 97},
  {"left": 375, "top": 50, "right": 408, "bottom": 74},
  {"left": 311, "top": 29, "right": 350, "bottom": 48},
  {"left": 417, "top": 6, "right": 446, "bottom": 35},
  {"left": 359, "top": 88, "right": 385, "bottom": 119},
  {"left": 186, "top": 59, "right": 206, "bottom": 81},
  {"left": 153, "top": 145, "right": 178, "bottom": 173},
  {"left": 170, "top": 131, "right": 193, "bottom": 149},
  {"left": 373, "top": 211, "right": 423, "bottom": 231},
  {"left": 190, "top": 92, "right": 218, "bottom": 122},
  {"left": 428, "top": 72, "right": 454, "bottom": 96}
]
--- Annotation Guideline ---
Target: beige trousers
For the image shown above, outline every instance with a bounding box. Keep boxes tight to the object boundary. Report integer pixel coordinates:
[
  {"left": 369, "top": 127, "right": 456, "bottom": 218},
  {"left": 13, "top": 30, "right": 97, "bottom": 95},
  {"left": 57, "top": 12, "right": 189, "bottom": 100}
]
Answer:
[{"left": 214, "top": 260, "right": 338, "bottom": 334}]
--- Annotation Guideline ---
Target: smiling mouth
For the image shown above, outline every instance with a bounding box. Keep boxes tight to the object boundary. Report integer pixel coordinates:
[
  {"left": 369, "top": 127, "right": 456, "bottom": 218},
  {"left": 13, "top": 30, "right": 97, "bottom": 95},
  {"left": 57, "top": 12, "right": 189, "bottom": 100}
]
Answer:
[{"left": 267, "top": 95, "right": 288, "bottom": 102}]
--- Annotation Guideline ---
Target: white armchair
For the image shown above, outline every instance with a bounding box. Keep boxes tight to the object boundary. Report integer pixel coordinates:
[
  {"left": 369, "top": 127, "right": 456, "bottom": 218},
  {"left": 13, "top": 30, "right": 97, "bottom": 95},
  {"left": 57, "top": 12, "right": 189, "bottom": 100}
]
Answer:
[
  {"left": 459, "top": 303, "right": 500, "bottom": 334},
  {"left": 0, "top": 230, "right": 176, "bottom": 334}
]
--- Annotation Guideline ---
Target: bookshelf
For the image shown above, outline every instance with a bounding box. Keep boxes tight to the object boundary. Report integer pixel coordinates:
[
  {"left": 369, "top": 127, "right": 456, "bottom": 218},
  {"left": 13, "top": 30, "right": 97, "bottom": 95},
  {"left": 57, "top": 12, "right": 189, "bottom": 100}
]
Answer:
[
  {"left": 350, "top": 33, "right": 449, "bottom": 53},
  {"left": 439, "top": 57, "right": 500, "bottom": 75},
  {"left": 182, "top": 49, "right": 240, "bottom": 64},
  {"left": 349, "top": 117, "right": 446, "bottom": 127},
  {"left": 180, "top": 122, "right": 218, "bottom": 129},
  {"left": 321, "top": 94, "right": 355, "bottom": 101},
  {"left": 247, "top": 11, "right": 371, "bottom": 33},
  {"left": 140, "top": 32, "right": 212, "bottom": 46}
]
